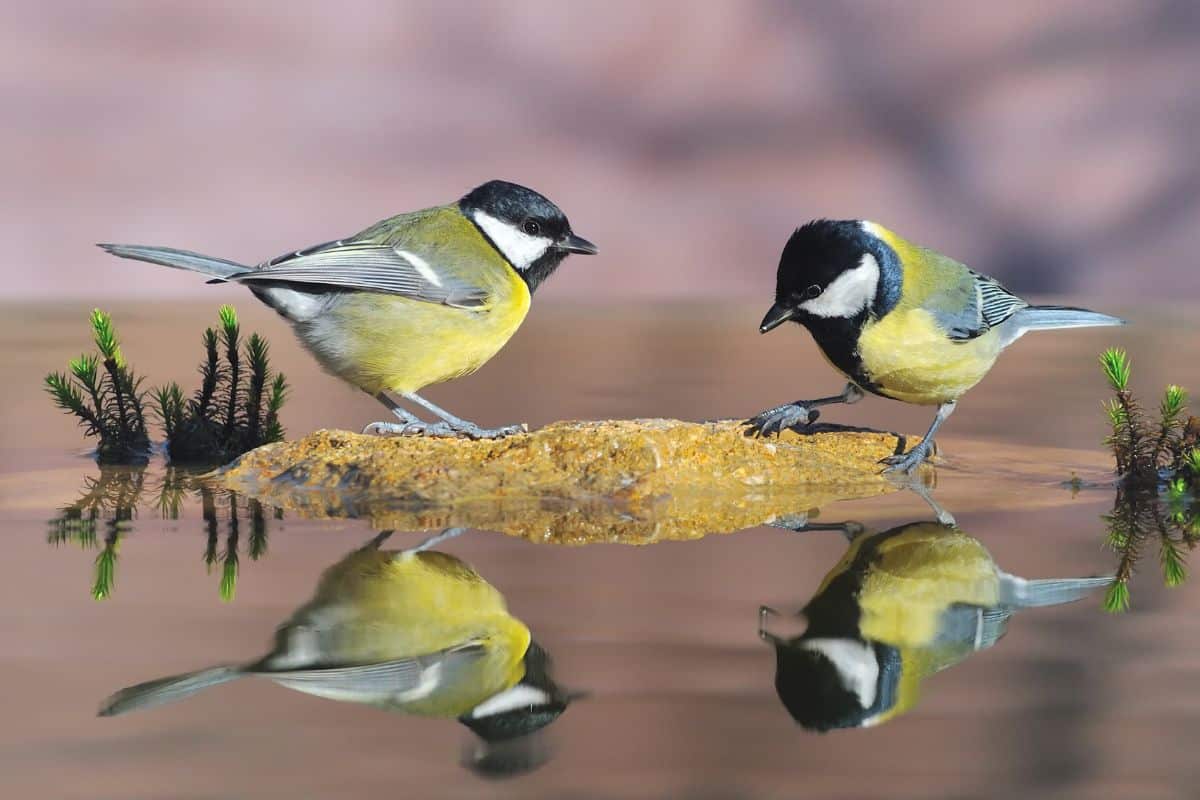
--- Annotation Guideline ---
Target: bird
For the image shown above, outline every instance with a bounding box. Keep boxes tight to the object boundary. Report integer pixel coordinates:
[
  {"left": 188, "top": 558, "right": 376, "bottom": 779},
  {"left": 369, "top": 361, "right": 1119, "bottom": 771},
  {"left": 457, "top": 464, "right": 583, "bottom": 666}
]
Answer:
[
  {"left": 744, "top": 220, "right": 1125, "bottom": 472},
  {"left": 98, "top": 180, "right": 597, "bottom": 440},
  {"left": 98, "top": 528, "right": 575, "bottom": 754},
  {"left": 758, "top": 518, "right": 1112, "bottom": 731}
]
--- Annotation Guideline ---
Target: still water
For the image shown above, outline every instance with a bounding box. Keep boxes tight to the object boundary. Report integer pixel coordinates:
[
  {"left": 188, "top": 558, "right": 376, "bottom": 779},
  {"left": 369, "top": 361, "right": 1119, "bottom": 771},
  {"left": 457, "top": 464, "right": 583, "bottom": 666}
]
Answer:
[{"left": 2, "top": 301, "right": 1198, "bottom": 798}]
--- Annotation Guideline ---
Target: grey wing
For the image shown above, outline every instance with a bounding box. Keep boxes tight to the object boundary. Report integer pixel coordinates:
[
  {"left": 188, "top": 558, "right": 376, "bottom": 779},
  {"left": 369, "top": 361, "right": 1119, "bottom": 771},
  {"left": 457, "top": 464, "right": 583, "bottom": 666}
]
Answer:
[
  {"left": 258, "top": 642, "right": 488, "bottom": 700},
  {"left": 937, "top": 270, "right": 1028, "bottom": 342},
  {"left": 912, "top": 605, "right": 1011, "bottom": 676},
  {"left": 936, "top": 603, "right": 1011, "bottom": 654},
  {"left": 228, "top": 239, "right": 490, "bottom": 309}
]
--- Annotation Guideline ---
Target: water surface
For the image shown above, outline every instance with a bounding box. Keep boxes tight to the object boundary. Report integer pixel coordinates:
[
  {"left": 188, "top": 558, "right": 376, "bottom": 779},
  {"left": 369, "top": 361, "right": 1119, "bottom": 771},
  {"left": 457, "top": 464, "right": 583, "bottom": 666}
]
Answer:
[{"left": 2, "top": 302, "right": 1197, "bottom": 799}]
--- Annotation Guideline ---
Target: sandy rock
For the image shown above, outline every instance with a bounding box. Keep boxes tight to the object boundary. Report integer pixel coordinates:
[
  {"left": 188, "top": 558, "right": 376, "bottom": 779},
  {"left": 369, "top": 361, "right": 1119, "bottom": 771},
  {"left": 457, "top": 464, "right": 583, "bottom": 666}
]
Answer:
[{"left": 218, "top": 419, "right": 911, "bottom": 544}]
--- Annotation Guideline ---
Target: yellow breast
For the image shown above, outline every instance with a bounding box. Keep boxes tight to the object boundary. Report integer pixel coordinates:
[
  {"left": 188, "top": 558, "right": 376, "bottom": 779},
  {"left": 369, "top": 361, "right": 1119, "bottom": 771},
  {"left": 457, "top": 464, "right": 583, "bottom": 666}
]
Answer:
[
  {"left": 312, "top": 267, "right": 530, "bottom": 396},
  {"left": 300, "top": 549, "right": 532, "bottom": 717},
  {"left": 854, "top": 223, "right": 1002, "bottom": 405},
  {"left": 856, "top": 308, "right": 1001, "bottom": 405},
  {"left": 857, "top": 527, "right": 1001, "bottom": 648}
]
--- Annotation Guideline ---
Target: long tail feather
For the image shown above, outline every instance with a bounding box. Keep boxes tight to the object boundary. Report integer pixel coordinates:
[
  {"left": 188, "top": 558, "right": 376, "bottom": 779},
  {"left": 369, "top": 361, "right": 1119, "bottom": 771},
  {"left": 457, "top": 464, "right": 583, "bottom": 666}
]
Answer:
[
  {"left": 98, "top": 665, "right": 243, "bottom": 717},
  {"left": 1012, "top": 305, "right": 1126, "bottom": 332},
  {"left": 999, "top": 574, "right": 1113, "bottom": 608},
  {"left": 97, "top": 244, "right": 247, "bottom": 280}
]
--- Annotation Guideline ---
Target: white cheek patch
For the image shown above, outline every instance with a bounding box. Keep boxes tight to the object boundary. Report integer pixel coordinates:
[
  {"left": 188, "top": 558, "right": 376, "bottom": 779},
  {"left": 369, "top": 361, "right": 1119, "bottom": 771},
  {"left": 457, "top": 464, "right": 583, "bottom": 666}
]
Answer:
[
  {"left": 800, "top": 638, "right": 879, "bottom": 709},
  {"left": 800, "top": 253, "right": 881, "bottom": 318},
  {"left": 471, "top": 211, "right": 553, "bottom": 270},
  {"left": 468, "top": 684, "right": 551, "bottom": 718}
]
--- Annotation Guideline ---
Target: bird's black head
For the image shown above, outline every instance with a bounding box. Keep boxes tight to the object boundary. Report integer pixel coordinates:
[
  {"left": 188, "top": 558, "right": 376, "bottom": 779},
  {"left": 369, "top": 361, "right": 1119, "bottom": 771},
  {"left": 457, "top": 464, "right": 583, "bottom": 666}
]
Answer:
[
  {"left": 458, "top": 641, "right": 575, "bottom": 744},
  {"left": 460, "top": 180, "right": 597, "bottom": 293},
  {"left": 771, "top": 637, "right": 884, "bottom": 732},
  {"left": 759, "top": 219, "right": 901, "bottom": 333}
]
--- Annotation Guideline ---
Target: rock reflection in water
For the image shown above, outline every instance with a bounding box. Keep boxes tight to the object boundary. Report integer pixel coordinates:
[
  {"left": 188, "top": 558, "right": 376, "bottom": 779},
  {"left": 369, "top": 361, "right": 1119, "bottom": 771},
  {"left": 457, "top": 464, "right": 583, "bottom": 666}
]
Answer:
[
  {"left": 759, "top": 517, "right": 1112, "bottom": 731},
  {"left": 97, "top": 528, "right": 575, "bottom": 777}
]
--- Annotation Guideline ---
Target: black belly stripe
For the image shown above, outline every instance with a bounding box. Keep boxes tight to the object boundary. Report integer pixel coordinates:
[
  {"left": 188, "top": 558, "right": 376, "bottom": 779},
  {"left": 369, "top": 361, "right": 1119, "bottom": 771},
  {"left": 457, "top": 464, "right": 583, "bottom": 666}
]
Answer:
[
  {"left": 800, "top": 316, "right": 886, "bottom": 397},
  {"left": 800, "top": 523, "right": 917, "bottom": 638}
]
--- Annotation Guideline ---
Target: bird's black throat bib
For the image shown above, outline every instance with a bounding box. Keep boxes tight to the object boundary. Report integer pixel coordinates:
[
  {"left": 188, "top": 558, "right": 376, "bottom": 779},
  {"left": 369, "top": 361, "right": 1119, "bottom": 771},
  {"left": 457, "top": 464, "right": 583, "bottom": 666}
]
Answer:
[{"left": 797, "top": 313, "right": 884, "bottom": 397}]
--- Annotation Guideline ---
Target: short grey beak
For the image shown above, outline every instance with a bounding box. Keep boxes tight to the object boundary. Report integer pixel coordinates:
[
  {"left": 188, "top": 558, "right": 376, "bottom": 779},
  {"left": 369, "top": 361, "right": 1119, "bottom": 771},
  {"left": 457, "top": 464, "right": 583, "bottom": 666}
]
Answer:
[
  {"left": 759, "top": 302, "right": 797, "bottom": 333},
  {"left": 560, "top": 233, "right": 598, "bottom": 255}
]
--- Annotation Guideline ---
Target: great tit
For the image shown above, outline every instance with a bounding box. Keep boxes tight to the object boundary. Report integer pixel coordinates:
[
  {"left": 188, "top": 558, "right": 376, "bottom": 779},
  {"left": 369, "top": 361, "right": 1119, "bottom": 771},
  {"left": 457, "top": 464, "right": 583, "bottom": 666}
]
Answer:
[
  {"left": 99, "top": 181, "right": 597, "bottom": 440},
  {"left": 745, "top": 220, "right": 1125, "bottom": 472},
  {"left": 758, "top": 518, "right": 1111, "bottom": 731},
  {"left": 99, "top": 528, "right": 574, "bottom": 755}
]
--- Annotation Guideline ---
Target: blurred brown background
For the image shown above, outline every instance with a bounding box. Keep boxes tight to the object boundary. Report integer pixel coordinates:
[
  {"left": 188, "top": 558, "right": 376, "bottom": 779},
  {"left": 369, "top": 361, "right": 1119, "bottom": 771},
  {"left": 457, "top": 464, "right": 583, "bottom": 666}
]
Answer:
[{"left": 5, "top": 0, "right": 1200, "bottom": 303}]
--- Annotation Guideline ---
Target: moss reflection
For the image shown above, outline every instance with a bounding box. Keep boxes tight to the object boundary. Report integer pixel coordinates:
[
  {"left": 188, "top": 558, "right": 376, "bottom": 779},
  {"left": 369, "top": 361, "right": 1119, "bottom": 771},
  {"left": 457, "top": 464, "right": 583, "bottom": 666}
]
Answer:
[
  {"left": 47, "top": 466, "right": 280, "bottom": 601},
  {"left": 1103, "top": 478, "right": 1199, "bottom": 612}
]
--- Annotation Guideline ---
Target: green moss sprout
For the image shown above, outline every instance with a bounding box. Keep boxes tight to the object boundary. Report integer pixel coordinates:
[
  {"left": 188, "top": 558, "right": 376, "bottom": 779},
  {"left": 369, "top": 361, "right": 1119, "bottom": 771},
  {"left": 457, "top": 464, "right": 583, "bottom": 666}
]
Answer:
[
  {"left": 45, "top": 310, "right": 152, "bottom": 464},
  {"left": 47, "top": 306, "right": 287, "bottom": 466},
  {"left": 1098, "top": 348, "right": 1199, "bottom": 485},
  {"left": 1098, "top": 348, "right": 1200, "bottom": 612},
  {"left": 154, "top": 305, "right": 288, "bottom": 465}
]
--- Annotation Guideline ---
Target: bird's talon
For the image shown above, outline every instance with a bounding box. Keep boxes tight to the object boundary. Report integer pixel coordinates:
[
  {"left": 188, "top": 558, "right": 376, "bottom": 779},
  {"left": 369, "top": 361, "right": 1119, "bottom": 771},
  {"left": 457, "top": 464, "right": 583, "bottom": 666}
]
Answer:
[
  {"left": 364, "top": 421, "right": 461, "bottom": 438},
  {"left": 878, "top": 446, "right": 932, "bottom": 475},
  {"left": 743, "top": 403, "right": 814, "bottom": 438},
  {"left": 451, "top": 422, "right": 526, "bottom": 440}
]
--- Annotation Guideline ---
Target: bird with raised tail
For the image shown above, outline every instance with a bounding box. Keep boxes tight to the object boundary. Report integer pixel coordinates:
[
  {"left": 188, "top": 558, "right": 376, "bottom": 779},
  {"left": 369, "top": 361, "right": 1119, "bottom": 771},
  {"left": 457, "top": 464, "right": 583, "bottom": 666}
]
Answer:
[
  {"left": 745, "top": 220, "right": 1125, "bottom": 472},
  {"left": 100, "top": 180, "right": 597, "bottom": 440}
]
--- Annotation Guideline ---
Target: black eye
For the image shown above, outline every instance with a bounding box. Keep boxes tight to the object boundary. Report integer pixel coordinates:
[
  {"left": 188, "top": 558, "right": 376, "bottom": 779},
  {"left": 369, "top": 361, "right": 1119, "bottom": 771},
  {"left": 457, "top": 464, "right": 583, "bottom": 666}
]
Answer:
[
  {"left": 805, "top": 284, "right": 822, "bottom": 299},
  {"left": 522, "top": 219, "right": 541, "bottom": 236}
]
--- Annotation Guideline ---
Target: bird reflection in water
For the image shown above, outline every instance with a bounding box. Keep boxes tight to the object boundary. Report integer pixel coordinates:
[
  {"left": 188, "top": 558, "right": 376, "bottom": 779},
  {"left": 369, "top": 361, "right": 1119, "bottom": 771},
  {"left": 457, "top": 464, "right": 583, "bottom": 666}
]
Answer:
[
  {"left": 99, "top": 527, "right": 576, "bottom": 777},
  {"left": 759, "top": 514, "right": 1111, "bottom": 731}
]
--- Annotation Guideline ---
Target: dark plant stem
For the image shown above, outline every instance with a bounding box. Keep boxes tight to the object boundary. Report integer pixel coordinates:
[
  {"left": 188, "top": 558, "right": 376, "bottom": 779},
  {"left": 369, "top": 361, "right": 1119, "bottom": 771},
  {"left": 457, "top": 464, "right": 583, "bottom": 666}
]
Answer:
[
  {"left": 1117, "top": 390, "right": 1140, "bottom": 471},
  {"left": 223, "top": 335, "right": 240, "bottom": 439},
  {"left": 202, "top": 487, "right": 219, "bottom": 568},
  {"left": 106, "top": 358, "right": 130, "bottom": 437},
  {"left": 196, "top": 329, "right": 219, "bottom": 421},
  {"left": 1154, "top": 422, "right": 1175, "bottom": 471}
]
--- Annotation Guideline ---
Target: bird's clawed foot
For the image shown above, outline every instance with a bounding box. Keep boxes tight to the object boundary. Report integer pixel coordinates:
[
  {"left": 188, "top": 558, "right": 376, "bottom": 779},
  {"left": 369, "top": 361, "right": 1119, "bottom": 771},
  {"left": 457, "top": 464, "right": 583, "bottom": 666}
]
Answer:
[
  {"left": 743, "top": 403, "right": 819, "bottom": 437},
  {"left": 449, "top": 422, "right": 527, "bottom": 440},
  {"left": 363, "top": 420, "right": 457, "bottom": 437},
  {"left": 363, "top": 420, "right": 527, "bottom": 440},
  {"left": 878, "top": 440, "right": 935, "bottom": 474}
]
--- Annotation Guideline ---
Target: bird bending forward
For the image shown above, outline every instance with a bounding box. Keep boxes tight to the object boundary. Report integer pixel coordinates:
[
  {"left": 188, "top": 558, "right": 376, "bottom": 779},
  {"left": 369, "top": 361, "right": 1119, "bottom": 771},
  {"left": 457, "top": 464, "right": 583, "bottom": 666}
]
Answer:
[{"left": 745, "top": 220, "right": 1124, "bottom": 472}]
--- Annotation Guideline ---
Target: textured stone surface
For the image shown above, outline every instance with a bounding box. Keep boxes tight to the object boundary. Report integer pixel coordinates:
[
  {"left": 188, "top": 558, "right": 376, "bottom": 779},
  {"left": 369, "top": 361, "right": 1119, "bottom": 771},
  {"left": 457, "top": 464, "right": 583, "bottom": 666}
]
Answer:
[{"left": 218, "top": 419, "right": 910, "bottom": 544}]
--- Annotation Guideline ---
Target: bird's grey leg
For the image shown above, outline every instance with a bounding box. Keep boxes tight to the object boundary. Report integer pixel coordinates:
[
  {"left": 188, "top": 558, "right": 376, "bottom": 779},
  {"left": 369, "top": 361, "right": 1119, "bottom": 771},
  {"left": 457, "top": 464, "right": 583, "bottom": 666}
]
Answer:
[
  {"left": 880, "top": 401, "right": 957, "bottom": 474},
  {"left": 758, "top": 605, "right": 782, "bottom": 644},
  {"left": 363, "top": 392, "right": 455, "bottom": 437},
  {"left": 358, "top": 530, "right": 394, "bottom": 551},
  {"left": 744, "top": 383, "right": 864, "bottom": 437},
  {"left": 884, "top": 471, "right": 957, "bottom": 526},
  {"left": 767, "top": 513, "right": 866, "bottom": 542},
  {"left": 402, "top": 392, "right": 526, "bottom": 440},
  {"left": 406, "top": 526, "right": 468, "bottom": 553}
]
